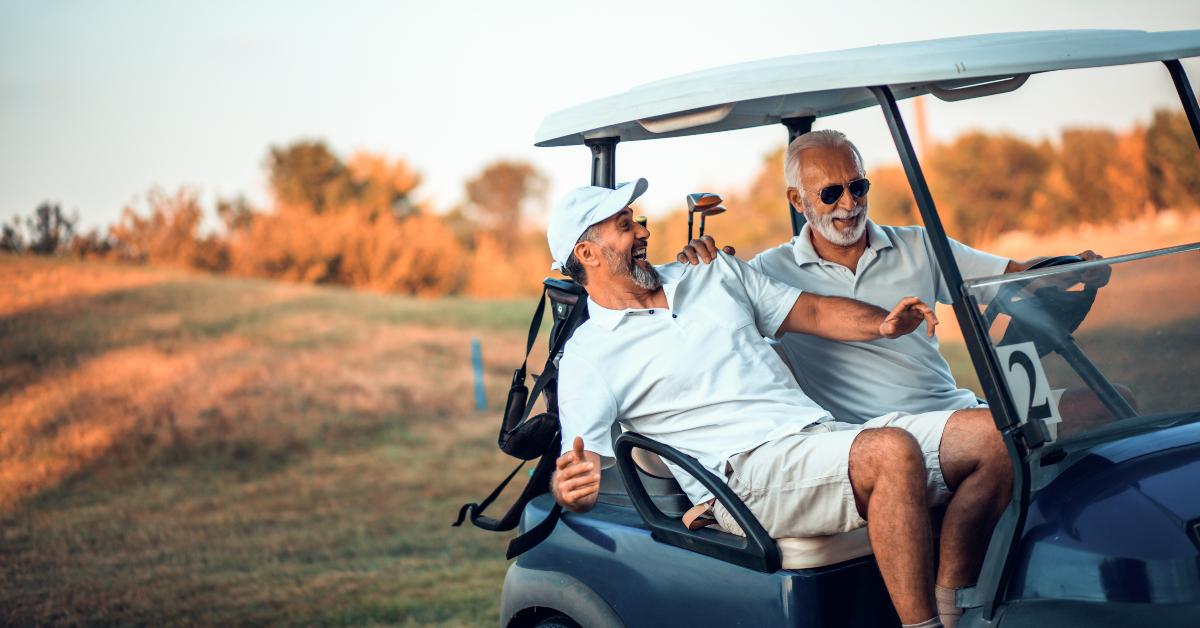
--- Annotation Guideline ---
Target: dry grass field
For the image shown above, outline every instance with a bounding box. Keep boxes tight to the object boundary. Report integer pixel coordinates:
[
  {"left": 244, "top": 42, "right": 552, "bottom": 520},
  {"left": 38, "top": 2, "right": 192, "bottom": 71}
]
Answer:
[
  {"left": 0, "top": 255, "right": 544, "bottom": 625},
  {"left": 2, "top": 213, "right": 1195, "bottom": 625}
]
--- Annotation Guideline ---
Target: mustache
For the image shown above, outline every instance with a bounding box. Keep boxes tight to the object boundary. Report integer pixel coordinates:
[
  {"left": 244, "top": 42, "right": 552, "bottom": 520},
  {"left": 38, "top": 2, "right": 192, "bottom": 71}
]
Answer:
[{"left": 828, "top": 206, "right": 865, "bottom": 220}]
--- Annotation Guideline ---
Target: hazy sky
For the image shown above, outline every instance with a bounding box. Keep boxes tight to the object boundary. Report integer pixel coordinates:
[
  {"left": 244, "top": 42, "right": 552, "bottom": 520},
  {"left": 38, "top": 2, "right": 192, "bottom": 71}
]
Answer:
[{"left": 2, "top": 0, "right": 1199, "bottom": 230}]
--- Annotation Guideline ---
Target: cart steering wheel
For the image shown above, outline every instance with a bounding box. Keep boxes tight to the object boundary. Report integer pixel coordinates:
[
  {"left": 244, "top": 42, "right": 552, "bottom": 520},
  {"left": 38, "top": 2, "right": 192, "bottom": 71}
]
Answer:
[{"left": 981, "top": 255, "right": 1099, "bottom": 357}]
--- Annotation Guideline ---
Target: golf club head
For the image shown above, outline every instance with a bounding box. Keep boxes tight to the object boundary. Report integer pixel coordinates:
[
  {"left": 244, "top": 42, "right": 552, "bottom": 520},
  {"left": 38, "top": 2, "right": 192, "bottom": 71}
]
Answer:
[
  {"left": 687, "top": 193, "right": 722, "bottom": 212},
  {"left": 698, "top": 205, "right": 727, "bottom": 238},
  {"left": 634, "top": 215, "right": 648, "bottom": 227}
]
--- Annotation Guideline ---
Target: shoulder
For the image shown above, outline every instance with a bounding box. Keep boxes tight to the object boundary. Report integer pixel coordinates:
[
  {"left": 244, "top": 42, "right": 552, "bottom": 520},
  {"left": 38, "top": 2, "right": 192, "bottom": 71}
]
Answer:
[
  {"left": 667, "top": 254, "right": 736, "bottom": 284},
  {"left": 877, "top": 224, "right": 937, "bottom": 261},
  {"left": 562, "top": 321, "right": 604, "bottom": 362},
  {"left": 750, "top": 239, "right": 799, "bottom": 272},
  {"left": 710, "top": 250, "right": 758, "bottom": 280},
  {"left": 654, "top": 261, "right": 688, "bottom": 283},
  {"left": 878, "top": 223, "right": 929, "bottom": 248}
]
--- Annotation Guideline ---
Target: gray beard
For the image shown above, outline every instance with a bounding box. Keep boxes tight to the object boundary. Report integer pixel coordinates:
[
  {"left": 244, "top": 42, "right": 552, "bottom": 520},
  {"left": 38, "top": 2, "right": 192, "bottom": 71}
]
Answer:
[
  {"left": 604, "top": 245, "right": 662, "bottom": 291},
  {"left": 803, "top": 202, "right": 868, "bottom": 246}
]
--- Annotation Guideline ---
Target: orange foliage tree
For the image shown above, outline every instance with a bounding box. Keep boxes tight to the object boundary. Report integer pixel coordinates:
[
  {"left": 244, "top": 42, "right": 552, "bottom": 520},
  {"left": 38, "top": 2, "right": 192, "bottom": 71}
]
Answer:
[
  {"left": 39, "top": 109, "right": 1198, "bottom": 296},
  {"left": 229, "top": 142, "right": 468, "bottom": 295},
  {"left": 460, "top": 159, "right": 552, "bottom": 298},
  {"left": 109, "top": 188, "right": 228, "bottom": 270}
]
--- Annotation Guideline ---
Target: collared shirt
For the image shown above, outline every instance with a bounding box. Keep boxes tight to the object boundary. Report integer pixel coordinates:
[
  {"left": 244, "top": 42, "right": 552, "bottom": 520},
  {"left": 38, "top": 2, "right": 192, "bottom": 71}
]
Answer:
[
  {"left": 749, "top": 220, "right": 1010, "bottom": 423},
  {"left": 557, "top": 253, "right": 830, "bottom": 505}
]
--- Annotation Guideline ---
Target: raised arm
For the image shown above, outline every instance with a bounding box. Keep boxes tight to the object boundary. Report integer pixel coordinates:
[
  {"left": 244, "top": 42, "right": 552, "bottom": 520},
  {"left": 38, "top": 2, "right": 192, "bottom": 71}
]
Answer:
[{"left": 779, "top": 293, "right": 938, "bottom": 341}]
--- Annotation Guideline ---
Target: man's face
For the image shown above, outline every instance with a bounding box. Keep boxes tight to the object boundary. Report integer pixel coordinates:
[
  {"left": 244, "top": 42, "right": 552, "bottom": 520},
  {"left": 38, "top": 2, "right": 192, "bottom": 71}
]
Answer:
[
  {"left": 589, "top": 207, "right": 660, "bottom": 290},
  {"left": 787, "top": 145, "right": 869, "bottom": 247}
]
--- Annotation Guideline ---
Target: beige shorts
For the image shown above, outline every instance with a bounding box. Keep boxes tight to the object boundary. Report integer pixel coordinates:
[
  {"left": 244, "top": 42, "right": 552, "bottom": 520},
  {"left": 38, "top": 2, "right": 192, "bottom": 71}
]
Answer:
[{"left": 711, "top": 410, "right": 955, "bottom": 539}]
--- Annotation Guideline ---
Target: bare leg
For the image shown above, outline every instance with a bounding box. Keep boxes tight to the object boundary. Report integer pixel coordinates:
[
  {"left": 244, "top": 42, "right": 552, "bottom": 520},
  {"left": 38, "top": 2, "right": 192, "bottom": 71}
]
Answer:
[
  {"left": 849, "top": 427, "right": 936, "bottom": 624},
  {"left": 937, "top": 408, "right": 1013, "bottom": 588}
]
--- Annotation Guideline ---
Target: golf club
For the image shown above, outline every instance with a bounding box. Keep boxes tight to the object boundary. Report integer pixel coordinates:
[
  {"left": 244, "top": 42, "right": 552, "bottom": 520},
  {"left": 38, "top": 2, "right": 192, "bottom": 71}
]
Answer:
[
  {"left": 698, "top": 205, "right": 725, "bottom": 238},
  {"left": 686, "top": 193, "right": 723, "bottom": 245}
]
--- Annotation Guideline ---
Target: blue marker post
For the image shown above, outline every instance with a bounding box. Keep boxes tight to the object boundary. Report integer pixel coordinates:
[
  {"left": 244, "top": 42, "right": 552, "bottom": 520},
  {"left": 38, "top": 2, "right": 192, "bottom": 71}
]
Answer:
[{"left": 471, "top": 338, "right": 487, "bottom": 411}]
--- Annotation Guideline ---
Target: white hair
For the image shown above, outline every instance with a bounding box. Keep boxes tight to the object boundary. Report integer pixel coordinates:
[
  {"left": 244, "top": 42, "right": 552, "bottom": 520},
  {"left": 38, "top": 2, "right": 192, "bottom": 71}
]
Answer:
[{"left": 784, "top": 130, "right": 865, "bottom": 188}]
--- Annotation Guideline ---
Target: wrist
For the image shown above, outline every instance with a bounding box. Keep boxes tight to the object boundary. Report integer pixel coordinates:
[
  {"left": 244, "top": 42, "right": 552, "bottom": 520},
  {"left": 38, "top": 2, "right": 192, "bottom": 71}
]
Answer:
[{"left": 875, "top": 312, "right": 890, "bottom": 339}]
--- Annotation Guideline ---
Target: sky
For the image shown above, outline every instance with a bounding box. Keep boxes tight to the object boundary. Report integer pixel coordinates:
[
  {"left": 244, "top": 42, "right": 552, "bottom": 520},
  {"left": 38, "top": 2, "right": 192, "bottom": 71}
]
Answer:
[{"left": 2, "top": 0, "right": 1199, "bottom": 231}]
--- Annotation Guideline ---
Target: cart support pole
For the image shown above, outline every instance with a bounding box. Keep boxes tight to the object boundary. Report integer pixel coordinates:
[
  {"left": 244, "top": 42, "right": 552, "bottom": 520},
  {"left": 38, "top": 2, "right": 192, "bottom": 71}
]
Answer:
[
  {"left": 870, "top": 85, "right": 1032, "bottom": 622},
  {"left": 1164, "top": 60, "right": 1200, "bottom": 151},
  {"left": 782, "top": 116, "right": 815, "bottom": 237},
  {"left": 868, "top": 86, "right": 1020, "bottom": 434},
  {"left": 586, "top": 137, "right": 619, "bottom": 189}
]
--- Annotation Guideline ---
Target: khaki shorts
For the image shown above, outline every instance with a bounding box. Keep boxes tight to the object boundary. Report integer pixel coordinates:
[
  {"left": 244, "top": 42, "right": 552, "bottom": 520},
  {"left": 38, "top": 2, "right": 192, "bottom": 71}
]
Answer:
[{"left": 711, "top": 410, "right": 955, "bottom": 539}]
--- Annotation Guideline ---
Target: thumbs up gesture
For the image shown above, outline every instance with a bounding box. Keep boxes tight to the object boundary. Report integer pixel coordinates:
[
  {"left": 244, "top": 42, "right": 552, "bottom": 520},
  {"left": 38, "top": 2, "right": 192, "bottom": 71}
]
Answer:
[{"left": 553, "top": 436, "right": 601, "bottom": 513}]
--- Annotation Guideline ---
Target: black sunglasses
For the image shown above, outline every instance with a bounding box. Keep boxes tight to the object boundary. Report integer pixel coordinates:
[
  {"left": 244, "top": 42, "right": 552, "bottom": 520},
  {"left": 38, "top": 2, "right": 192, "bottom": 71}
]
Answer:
[{"left": 807, "top": 178, "right": 871, "bottom": 205}]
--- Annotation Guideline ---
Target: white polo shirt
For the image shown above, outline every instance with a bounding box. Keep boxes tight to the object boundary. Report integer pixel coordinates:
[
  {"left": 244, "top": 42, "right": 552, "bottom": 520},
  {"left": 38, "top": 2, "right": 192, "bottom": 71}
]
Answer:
[
  {"left": 557, "top": 253, "right": 831, "bottom": 505},
  {"left": 750, "top": 220, "right": 1010, "bottom": 423}
]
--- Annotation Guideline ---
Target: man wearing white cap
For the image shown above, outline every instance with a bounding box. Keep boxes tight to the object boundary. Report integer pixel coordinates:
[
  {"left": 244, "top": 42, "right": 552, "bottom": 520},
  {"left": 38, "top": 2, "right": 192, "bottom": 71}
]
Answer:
[{"left": 547, "top": 179, "right": 1009, "bottom": 628}]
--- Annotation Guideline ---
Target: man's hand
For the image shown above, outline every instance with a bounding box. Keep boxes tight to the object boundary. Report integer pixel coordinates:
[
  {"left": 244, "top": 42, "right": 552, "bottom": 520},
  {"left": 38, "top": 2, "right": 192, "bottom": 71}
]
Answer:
[
  {"left": 782, "top": 293, "right": 937, "bottom": 342},
  {"left": 879, "top": 296, "right": 939, "bottom": 339},
  {"left": 1011, "top": 249, "right": 1112, "bottom": 292},
  {"left": 676, "top": 235, "right": 736, "bottom": 265},
  {"left": 552, "top": 436, "right": 601, "bottom": 513},
  {"left": 1075, "top": 250, "right": 1112, "bottom": 288}
]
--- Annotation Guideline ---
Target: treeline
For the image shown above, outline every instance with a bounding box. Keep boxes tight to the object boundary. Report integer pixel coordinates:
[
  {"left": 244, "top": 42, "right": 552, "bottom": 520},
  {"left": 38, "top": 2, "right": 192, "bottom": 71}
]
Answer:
[
  {"left": 4, "top": 109, "right": 1198, "bottom": 297},
  {"left": 2, "top": 142, "right": 553, "bottom": 298},
  {"left": 646, "top": 109, "right": 1199, "bottom": 261}
]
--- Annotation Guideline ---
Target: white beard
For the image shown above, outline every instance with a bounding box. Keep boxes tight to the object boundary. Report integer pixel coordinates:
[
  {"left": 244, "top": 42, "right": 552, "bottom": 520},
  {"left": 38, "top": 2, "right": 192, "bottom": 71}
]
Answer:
[
  {"left": 604, "top": 245, "right": 662, "bottom": 291},
  {"left": 804, "top": 202, "right": 868, "bottom": 246}
]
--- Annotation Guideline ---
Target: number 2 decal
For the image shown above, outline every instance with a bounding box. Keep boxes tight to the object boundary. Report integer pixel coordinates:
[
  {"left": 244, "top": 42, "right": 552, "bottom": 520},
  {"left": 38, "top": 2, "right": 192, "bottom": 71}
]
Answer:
[{"left": 994, "top": 341, "right": 1062, "bottom": 429}]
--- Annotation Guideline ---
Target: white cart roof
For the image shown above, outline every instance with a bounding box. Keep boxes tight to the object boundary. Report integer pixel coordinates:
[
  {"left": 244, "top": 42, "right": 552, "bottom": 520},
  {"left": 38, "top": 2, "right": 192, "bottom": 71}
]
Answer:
[{"left": 535, "top": 30, "right": 1200, "bottom": 147}]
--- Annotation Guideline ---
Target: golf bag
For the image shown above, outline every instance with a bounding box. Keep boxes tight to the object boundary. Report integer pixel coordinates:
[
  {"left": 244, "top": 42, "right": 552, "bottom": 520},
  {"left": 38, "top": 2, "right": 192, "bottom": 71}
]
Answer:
[{"left": 452, "top": 277, "right": 588, "bottom": 559}]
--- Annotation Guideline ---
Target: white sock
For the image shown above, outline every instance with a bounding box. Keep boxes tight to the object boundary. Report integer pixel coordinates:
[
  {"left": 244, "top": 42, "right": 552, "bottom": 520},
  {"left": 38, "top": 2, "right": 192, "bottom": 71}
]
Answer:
[
  {"left": 936, "top": 584, "right": 963, "bottom": 628},
  {"left": 902, "top": 617, "right": 943, "bottom": 628}
]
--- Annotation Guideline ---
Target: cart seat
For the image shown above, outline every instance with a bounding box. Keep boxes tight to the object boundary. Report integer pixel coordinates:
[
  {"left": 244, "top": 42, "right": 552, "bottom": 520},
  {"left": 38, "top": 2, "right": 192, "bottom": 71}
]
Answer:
[{"left": 630, "top": 445, "right": 874, "bottom": 570}]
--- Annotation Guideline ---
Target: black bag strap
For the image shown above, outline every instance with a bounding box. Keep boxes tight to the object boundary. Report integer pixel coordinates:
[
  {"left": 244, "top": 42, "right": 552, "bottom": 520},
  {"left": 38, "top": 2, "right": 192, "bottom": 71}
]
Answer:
[
  {"left": 509, "top": 296, "right": 585, "bottom": 431},
  {"left": 453, "top": 282, "right": 587, "bottom": 558},
  {"left": 505, "top": 502, "right": 562, "bottom": 560},
  {"left": 518, "top": 285, "right": 549, "bottom": 376},
  {"left": 451, "top": 432, "right": 559, "bottom": 533},
  {"left": 451, "top": 457, "right": 530, "bottom": 530}
]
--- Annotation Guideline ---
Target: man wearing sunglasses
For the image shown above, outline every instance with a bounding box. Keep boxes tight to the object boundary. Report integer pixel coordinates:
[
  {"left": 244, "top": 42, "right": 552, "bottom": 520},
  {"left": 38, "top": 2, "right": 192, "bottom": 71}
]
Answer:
[
  {"left": 677, "top": 129, "right": 1103, "bottom": 626},
  {"left": 680, "top": 129, "right": 1104, "bottom": 424}
]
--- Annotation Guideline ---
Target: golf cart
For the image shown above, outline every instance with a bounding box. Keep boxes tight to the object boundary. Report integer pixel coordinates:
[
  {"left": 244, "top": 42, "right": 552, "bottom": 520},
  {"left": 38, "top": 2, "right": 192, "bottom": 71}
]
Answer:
[{"left": 500, "top": 30, "right": 1200, "bottom": 627}]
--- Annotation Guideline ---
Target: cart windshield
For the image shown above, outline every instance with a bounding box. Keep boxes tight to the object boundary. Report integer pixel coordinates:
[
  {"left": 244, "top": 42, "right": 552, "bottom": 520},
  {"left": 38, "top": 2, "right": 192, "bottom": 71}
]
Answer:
[{"left": 963, "top": 243, "right": 1200, "bottom": 443}]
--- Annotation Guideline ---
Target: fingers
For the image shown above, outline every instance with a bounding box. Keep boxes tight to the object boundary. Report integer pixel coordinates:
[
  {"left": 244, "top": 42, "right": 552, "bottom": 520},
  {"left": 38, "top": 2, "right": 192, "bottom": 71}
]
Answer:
[
  {"left": 559, "top": 471, "right": 599, "bottom": 493},
  {"left": 555, "top": 446, "right": 601, "bottom": 509},
  {"left": 1076, "top": 249, "right": 1101, "bottom": 261},
  {"left": 676, "top": 245, "right": 700, "bottom": 265},
  {"left": 679, "top": 236, "right": 719, "bottom": 264},
  {"left": 558, "top": 438, "right": 586, "bottom": 470},
  {"left": 565, "top": 483, "right": 600, "bottom": 503},
  {"left": 916, "top": 302, "right": 939, "bottom": 337},
  {"left": 722, "top": 245, "right": 736, "bottom": 255},
  {"left": 554, "top": 456, "right": 594, "bottom": 483},
  {"left": 882, "top": 297, "right": 937, "bottom": 338},
  {"left": 887, "top": 296, "right": 922, "bottom": 319}
]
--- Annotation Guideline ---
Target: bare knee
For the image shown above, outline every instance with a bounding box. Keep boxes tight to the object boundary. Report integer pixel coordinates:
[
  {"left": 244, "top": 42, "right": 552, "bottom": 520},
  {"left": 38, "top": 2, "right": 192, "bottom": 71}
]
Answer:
[
  {"left": 850, "top": 427, "right": 925, "bottom": 510},
  {"left": 943, "top": 409, "right": 1012, "bottom": 496}
]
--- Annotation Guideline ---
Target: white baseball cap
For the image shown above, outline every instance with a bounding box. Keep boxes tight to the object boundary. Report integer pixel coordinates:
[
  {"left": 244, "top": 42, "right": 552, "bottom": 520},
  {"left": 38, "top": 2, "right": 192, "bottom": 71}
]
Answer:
[{"left": 547, "top": 178, "right": 649, "bottom": 271}]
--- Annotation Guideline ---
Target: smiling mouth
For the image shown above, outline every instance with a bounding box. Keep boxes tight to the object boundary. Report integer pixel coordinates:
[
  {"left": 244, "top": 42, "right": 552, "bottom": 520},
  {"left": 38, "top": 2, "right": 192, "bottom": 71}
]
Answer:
[
  {"left": 832, "top": 215, "right": 861, "bottom": 228},
  {"left": 632, "top": 246, "right": 648, "bottom": 262}
]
